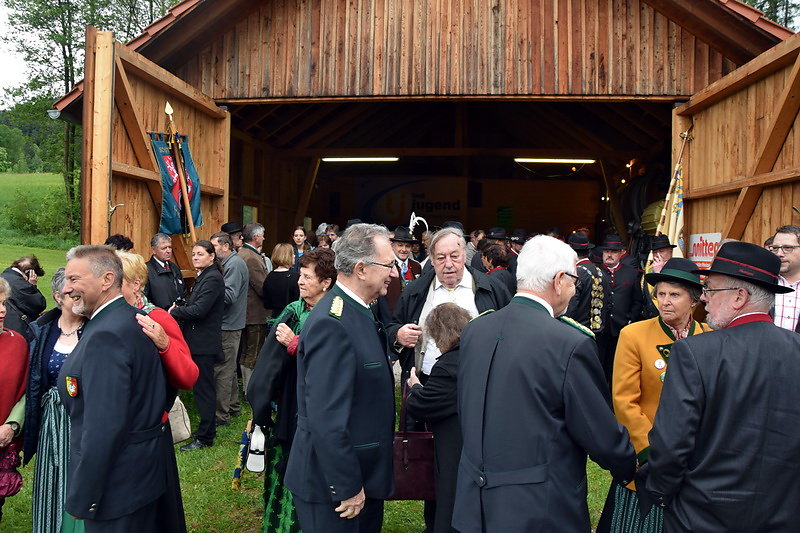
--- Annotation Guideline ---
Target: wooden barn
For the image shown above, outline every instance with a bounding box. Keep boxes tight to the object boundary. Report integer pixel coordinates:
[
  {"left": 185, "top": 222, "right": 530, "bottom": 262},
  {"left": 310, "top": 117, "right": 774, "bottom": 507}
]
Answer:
[{"left": 54, "top": 0, "right": 799, "bottom": 268}]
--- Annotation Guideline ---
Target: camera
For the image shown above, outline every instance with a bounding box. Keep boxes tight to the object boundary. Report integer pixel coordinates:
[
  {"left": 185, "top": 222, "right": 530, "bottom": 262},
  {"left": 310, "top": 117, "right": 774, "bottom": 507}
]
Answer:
[{"left": 174, "top": 297, "right": 186, "bottom": 307}]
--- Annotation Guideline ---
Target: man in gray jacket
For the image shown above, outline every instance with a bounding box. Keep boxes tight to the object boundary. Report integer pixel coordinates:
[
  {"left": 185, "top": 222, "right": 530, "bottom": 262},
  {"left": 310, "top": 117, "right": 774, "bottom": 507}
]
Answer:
[{"left": 211, "top": 232, "right": 248, "bottom": 426}]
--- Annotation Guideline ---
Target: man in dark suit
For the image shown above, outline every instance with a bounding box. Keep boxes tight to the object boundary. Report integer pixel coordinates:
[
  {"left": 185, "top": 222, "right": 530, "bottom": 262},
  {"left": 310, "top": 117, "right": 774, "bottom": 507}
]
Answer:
[
  {"left": 469, "top": 227, "right": 517, "bottom": 274},
  {"left": 565, "top": 231, "right": 606, "bottom": 334},
  {"left": 454, "top": 235, "right": 636, "bottom": 532},
  {"left": 59, "top": 245, "right": 171, "bottom": 531},
  {"left": 638, "top": 241, "right": 800, "bottom": 532},
  {"left": 384, "top": 226, "right": 421, "bottom": 314},
  {"left": 144, "top": 233, "right": 185, "bottom": 310},
  {"left": 285, "top": 224, "right": 397, "bottom": 533},
  {"left": 595, "top": 233, "right": 644, "bottom": 383},
  {"left": 0, "top": 254, "right": 46, "bottom": 340}
]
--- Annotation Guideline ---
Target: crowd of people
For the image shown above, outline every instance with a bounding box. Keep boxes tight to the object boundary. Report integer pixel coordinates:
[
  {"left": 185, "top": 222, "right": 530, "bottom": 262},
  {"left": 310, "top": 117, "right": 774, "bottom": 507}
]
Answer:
[{"left": 0, "top": 219, "right": 799, "bottom": 533}]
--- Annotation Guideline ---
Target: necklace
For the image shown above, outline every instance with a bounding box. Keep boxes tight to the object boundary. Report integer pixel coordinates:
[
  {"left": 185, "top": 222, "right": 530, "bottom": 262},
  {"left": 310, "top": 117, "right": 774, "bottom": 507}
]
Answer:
[{"left": 59, "top": 320, "right": 83, "bottom": 337}]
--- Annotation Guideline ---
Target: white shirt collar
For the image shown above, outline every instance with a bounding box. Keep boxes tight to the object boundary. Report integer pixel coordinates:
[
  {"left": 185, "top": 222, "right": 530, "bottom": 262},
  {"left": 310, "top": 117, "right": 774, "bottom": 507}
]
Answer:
[
  {"left": 336, "top": 281, "right": 370, "bottom": 309},
  {"left": 514, "top": 292, "right": 554, "bottom": 317},
  {"left": 10, "top": 267, "right": 26, "bottom": 277},
  {"left": 153, "top": 257, "right": 167, "bottom": 268},
  {"left": 90, "top": 295, "right": 124, "bottom": 320},
  {"left": 434, "top": 267, "right": 473, "bottom": 291}
]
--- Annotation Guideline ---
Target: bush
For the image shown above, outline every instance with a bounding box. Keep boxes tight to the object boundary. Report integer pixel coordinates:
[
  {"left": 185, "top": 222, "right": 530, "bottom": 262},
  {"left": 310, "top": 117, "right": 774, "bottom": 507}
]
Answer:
[{"left": 4, "top": 188, "right": 79, "bottom": 240}]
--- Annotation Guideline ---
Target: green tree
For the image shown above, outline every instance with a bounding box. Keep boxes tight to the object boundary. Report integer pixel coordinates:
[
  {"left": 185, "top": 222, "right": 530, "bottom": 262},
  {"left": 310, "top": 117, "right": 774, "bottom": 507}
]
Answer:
[{"left": 741, "top": 0, "right": 800, "bottom": 29}]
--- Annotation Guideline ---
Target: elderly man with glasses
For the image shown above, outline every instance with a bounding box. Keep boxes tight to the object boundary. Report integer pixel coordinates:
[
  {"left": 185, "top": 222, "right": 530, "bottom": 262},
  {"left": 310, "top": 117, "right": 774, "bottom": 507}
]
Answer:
[
  {"left": 637, "top": 241, "right": 800, "bottom": 532},
  {"left": 767, "top": 225, "right": 800, "bottom": 333}
]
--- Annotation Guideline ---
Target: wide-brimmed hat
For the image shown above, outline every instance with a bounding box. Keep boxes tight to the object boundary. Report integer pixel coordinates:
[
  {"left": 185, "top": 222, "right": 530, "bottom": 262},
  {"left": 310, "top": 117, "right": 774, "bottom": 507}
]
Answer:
[
  {"left": 567, "top": 232, "right": 595, "bottom": 251},
  {"left": 650, "top": 234, "right": 677, "bottom": 251},
  {"left": 510, "top": 228, "right": 527, "bottom": 244},
  {"left": 693, "top": 241, "right": 793, "bottom": 294},
  {"left": 391, "top": 226, "right": 420, "bottom": 244},
  {"left": 599, "top": 234, "right": 626, "bottom": 250},
  {"left": 645, "top": 257, "right": 702, "bottom": 289},
  {"left": 345, "top": 218, "right": 363, "bottom": 229},
  {"left": 486, "top": 227, "right": 508, "bottom": 241},
  {"left": 221, "top": 222, "right": 243, "bottom": 234}
]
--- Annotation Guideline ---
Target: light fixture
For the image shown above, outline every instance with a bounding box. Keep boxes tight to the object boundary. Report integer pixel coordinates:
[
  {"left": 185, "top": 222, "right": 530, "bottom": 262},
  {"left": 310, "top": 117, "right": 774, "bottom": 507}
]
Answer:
[
  {"left": 47, "top": 109, "right": 61, "bottom": 120},
  {"left": 621, "top": 179, "right": 627, "bottom": 184},
  {"left": 514, "top": 158, "right": 596, "bottom": 164},
  {"left": 601, "top": 196, "right": 606, "bottom": 201},
  {"left": 321, "top": 157, "right": 399, "bottom": 162}
]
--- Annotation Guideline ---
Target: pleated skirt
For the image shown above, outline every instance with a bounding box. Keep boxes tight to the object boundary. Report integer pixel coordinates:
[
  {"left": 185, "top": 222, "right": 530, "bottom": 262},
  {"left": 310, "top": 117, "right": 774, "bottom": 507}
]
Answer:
[
  {"left": 609, "top": 484, "right": 664, "bottom": 533},
  {"left": 32, "top": 387, "right": 84, "bottom": 533},
  {"left": 263, "top": 442, "right": 301, "bottom": 533}
]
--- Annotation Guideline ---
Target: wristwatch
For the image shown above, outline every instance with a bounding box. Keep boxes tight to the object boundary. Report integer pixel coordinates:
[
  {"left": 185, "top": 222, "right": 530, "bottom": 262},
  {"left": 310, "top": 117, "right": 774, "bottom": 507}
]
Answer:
[{"left": 6, "top": 421, "right": 20, "bottom": 437}]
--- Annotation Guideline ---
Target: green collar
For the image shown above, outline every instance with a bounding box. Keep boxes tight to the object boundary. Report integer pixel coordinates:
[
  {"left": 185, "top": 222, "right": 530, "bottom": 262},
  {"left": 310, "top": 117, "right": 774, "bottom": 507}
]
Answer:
[
  {"left": 657, "top": 316, "right": 697, "bottom": 341},
  {"left": 331, "top": 284, "right": 374, "bottom": 319},
  {"left": 511, "top": 295, "right": 550, "bottom": 315},
  {"left": 85, "top": 296, "right": 127, "bottom": 330}
]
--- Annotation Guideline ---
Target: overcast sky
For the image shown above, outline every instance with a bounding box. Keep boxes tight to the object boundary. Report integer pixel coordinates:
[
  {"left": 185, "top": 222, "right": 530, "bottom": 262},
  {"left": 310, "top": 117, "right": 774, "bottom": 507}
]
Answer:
[{"left": 0, "top": 6, "right": 29, "bottom": 106}]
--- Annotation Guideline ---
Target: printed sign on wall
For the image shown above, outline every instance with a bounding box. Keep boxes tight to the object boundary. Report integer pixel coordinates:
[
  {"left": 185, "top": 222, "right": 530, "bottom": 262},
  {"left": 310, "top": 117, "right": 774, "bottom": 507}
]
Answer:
[{"left": 687, "top": 232, "right": 722, "bottom": 269}]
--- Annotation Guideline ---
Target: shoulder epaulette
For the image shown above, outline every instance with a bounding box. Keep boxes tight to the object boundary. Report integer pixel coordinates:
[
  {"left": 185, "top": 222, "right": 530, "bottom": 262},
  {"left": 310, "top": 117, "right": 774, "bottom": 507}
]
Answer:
[
  {"left": 469, "top": 309, "right": 495, "bottom": 322},
  {"left": 558, "top": 316, "right": 595, "bottom": 338},
  {"left": 329, "top": 296, "right": 344, "bottom": 319}
]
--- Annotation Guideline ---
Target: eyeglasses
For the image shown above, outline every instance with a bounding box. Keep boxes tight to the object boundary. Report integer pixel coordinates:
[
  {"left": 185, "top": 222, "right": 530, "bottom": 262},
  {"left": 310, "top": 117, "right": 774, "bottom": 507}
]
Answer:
[
  {"left": 767, "top": 245, "right": 799, "bottom": 254},
  {"left": 365, "top": 260, "right": 396, "bottom": 270},
  {"left": 701, "top": 286, "right": 742, "bottom": 295},
  {"left": 562, "top": 272, "right": 583, "bottom": 290}
]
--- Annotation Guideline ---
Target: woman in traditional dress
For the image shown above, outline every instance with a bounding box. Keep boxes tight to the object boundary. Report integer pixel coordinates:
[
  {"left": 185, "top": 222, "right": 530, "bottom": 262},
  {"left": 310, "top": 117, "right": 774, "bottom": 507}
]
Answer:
[
  {"left": 248, "top": 247, "right": 336, "bottom": 533},
  {"left": 23, "top": 268, "right": 86, "bottom": 533},
  {"left": 598, "top": 258, "right": 709, "bottom": 533},
  {"left": 0, "top": 277, "right": 29, "bottom": 524}
]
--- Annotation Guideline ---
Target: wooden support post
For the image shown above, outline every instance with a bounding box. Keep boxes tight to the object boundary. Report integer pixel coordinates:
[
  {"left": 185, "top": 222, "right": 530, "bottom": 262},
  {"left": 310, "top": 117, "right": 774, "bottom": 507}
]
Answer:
[
  {"left": 82, "top": 29, "right": 115, "bottom": 245},
  {"left": 723, "top": 52, "right": 800, "bottom": 239},
  {"left": 294, "top": 158, "right": 321, "bottom": 226}
]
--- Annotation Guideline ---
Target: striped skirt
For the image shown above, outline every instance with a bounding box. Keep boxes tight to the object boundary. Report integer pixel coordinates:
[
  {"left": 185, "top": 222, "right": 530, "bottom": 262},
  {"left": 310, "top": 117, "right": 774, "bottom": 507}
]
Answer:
[
  {"left": 609, "top": 484, "right": 664, "bottom": 533},
  {"left": 263, "top": 442, "right": 301, "bottom": 533},
  {"left": 32, "top": 388, "right": 84, "bottom": 533}
]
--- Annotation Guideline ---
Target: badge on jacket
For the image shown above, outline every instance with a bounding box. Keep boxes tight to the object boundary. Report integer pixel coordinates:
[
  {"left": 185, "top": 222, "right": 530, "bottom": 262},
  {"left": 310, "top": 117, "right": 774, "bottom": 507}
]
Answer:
[{"left": 66, "top": 376, "right": 79, "bottom": 397}]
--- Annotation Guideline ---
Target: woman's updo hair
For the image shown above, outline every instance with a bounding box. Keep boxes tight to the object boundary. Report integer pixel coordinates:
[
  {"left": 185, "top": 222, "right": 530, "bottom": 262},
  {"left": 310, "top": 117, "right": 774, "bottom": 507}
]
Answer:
[{"left": 299, "top": 248, "right": 337, "bottom": 285}]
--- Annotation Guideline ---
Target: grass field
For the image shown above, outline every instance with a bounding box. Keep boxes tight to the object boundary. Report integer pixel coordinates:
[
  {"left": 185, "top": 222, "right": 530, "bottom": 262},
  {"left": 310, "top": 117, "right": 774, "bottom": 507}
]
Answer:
[{"left": 0, "top": 174, "right": 613, "bottom": 531}]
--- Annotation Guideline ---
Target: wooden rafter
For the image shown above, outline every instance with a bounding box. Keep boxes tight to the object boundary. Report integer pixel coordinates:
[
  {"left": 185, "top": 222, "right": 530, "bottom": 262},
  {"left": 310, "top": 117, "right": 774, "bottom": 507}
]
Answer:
[
  {"left": 294, "top": 158, "right": 321, "bottom": 226},
  {"left": 722, "top": 52, "right": 800, "bottom": 239}
]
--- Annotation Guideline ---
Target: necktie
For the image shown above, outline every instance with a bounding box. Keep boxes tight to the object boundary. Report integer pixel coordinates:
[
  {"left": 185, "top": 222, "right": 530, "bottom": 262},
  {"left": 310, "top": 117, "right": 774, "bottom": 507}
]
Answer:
[{"left": 400, "top": 261, "right": 408, "bottom": 279}]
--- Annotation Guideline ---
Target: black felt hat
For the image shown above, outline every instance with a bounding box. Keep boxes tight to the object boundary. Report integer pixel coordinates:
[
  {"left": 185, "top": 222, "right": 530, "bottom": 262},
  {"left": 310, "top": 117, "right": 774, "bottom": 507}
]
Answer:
[
  {"left": 567, "top": 232, "right": 595, "bottom": 250},
  {"left": 599, "top": 234, "right": 626, "bottom": 251},
  {"left": 693, "top": 241, "right": 793, "bottom": 294},
  {"left": 650, "top": 234, "right": 677, "bottom": 251},
  {"left": 645, "top": 257, "right": 702, "bottom": 289},
  {"left": 510, "top": 228, "right": 527, "bottom": 244},
  {"left": 391, "top": 226, "right": 420, "bottom": 244},
  {"left": 345, "top": 218, "right": 363, "bottom": 229},
  {"left": 221, "top": 222, "right": 244, "bottom": 234},
  {"left": 487, "top": 227, "right": 508, "bottom": 241}
]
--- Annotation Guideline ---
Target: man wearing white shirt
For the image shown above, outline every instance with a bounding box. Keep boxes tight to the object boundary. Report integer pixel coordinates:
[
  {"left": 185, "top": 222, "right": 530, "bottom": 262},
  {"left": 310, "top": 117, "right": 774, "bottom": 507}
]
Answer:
[
  {"left": 387, "top": 227, "right": 512, "bottom": 380},
  {"left": 768, "top": 225, "right": 800, "bottom": 333},
  {"left": 384, "top": 226, "right": 421, "bottom": 314}
]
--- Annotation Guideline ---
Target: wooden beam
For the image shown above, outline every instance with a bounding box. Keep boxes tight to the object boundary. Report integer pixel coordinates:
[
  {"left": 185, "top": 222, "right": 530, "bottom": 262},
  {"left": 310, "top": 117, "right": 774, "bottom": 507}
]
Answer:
[
  {"left": 678, "top": 33, "right": 800, "bottom": 117},
  {"left": 294, "top": 158, "right": 321, "bottom": 226},
  {"left": 721, "top": 53, "right": 800, "bottom": 239},
  {"left": 294, "top": 105, "right": 380, "bottom": 148},
  {"left": 685, "top": 166, "right": 800, "bottom": 200},
  {"left": 272, "top": 105, "right": 342, "bottom": 147},
  {"left": 216, "top": 95, "right": 689, "bottom": 105},
  {"left": 111, "top": 160, "right": 225, "bottom": 197},
  {"left": 80, "top": 27, "right": 98, "bottom": 243},
  {"left": 270, "top": 147, "right": 640, "bottom": 158},
  {"left": 83, "top": 29, "right": 116, "bottom": 245},
  {"left": 114, "top": 56, "right": 159, "bottom": 172},
  {"left": 238, "top": 104, "right": 282, "bottom": 131},
  {"left": 115, "top": 43, "right": 226, "bottom": 119}
]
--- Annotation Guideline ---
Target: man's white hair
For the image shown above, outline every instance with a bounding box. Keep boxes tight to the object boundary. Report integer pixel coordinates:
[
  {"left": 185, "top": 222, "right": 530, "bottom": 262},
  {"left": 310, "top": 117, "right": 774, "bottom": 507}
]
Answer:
[{"left": 516, "top": 235, "right": 577, "bottom": 292}]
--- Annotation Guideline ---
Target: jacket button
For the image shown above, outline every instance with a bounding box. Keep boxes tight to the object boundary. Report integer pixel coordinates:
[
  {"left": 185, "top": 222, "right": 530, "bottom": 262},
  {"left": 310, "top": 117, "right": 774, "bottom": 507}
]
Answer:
[{"left": 89, "top": 504, "right": 97, "bottom": 512}]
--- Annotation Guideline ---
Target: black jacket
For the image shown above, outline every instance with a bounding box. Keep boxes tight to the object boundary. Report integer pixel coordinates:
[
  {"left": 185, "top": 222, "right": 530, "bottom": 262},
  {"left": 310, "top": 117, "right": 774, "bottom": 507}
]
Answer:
[
  {"left": 387, "top": 266, "right": 512, "bottom": 372},
  {"left": 601, "top": 262, "right": 644, "bottom": 336},
  {"left": 486, "top": 267, "right": 516, "bottom": 296},
  {"left": 144, "top": 257, "right": 185, "bottom": 310},
  {"left": 170, "top": 267, "right": 224, "bottom": 357},
  {"left": 642, "top": 320, "right": 800, "bottom": 532},
  {"left": 407, "top": 347, "right": 461, "bottom": 533},
  {"left": 566, "top": 260, "right": 607, "bottom": 333},
  {"left": 454, "top": 297, "right": 635, "bottom": 532},
  {"left": 284, "top": 284, "right": 395, "bottom": 503},
  {"left": 23, "top": 308, "right": 85, "bottom": 465},
  {"left": 57, "top": 298, "right": 168, "bottom": 521},
  {"left": 0, "top": 267, "right": 46, "bottom": 340}
]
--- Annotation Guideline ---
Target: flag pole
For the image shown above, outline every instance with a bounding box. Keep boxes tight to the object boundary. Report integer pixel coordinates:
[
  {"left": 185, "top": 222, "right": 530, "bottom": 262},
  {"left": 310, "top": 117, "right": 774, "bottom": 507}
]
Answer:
[{"left": 165, "top": 102, "right": 198, "bottom": 244}]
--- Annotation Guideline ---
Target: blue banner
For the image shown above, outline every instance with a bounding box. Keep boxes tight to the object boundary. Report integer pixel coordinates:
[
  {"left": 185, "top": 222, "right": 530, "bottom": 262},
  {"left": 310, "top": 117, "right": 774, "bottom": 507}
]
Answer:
[{"left": 149, "top": 132, "right": 204, "bottom": 235}]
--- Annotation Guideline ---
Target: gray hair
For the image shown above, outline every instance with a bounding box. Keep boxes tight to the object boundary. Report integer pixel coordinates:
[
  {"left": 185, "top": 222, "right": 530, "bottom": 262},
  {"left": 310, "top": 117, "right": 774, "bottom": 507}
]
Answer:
[
  {"left": 150, "top": 233, "right": 171, "bottom": 248},
  {"left": 0, "top": 277, "right": 10, "bottom": 300},
  {"left": 333, "top": 223, "right": 390, "bottom": 275},
  {"left": 728, "top": 278, "right": 775, "bottom": 311},
  {"left": 429, "top": 228, "right": 467, "bottom": 256},
  {"left": 51, "top": 267, "right": 67, "bottom": 307},
  {"left": 243, "top": 222, "right": 265, "bottom": 243},
  {"left": 516, "top": 235, "right": 578, "bottom": 292},
  {"left": 66, "top": 245, "right": 124, "bottom": 289},
  {"left": 651, "top": 281, "right": 702, "bottom": 304},
  {"left": 210, "top": 231, "right": 233, "bottom": 249}
]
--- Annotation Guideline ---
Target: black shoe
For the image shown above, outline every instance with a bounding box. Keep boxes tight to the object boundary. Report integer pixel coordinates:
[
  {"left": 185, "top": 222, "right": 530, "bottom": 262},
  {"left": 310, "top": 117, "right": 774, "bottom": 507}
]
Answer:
[
  {"left": 180, "top": 439, "right": 210, "bottom": 451},
  {"left": 216, "top": 419, "right": 230, "bottom": 427}
]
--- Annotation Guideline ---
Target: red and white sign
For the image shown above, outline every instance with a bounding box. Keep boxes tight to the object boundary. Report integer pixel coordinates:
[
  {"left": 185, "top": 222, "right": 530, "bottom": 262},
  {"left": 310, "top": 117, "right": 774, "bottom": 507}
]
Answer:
[{"left": 688, "top": 232, "right": 722, "bottom": 269}]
